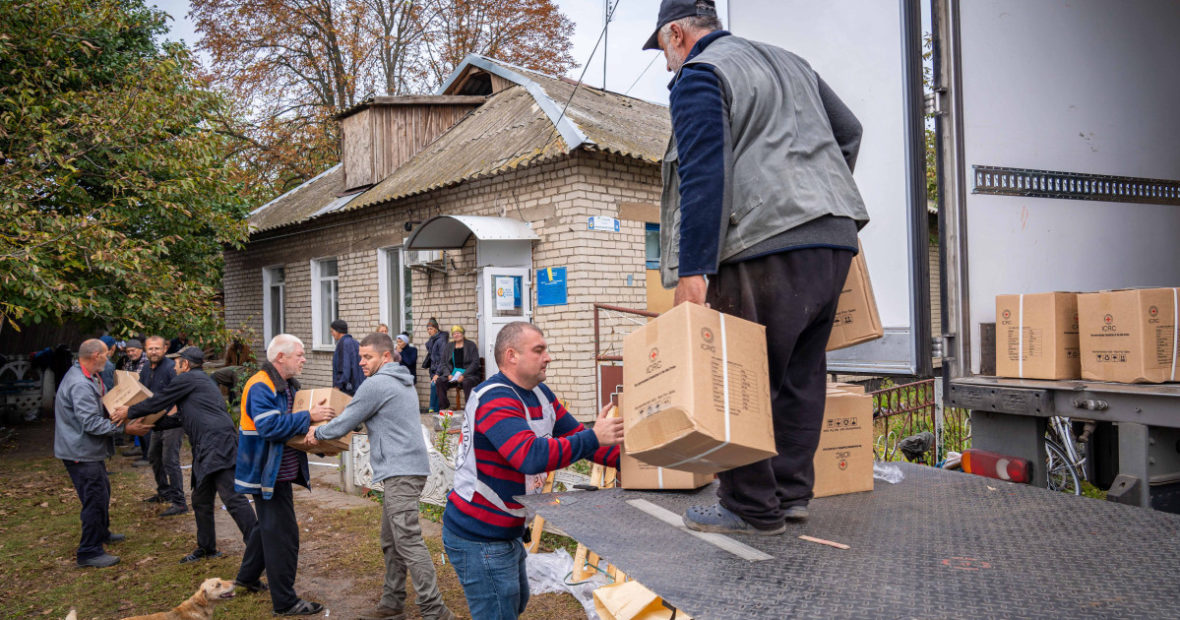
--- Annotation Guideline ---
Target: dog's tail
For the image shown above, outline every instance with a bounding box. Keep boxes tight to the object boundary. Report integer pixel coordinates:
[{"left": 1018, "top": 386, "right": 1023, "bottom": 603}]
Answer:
[{"left": 65, "top": 611, "right": 77, "bottom": 620}]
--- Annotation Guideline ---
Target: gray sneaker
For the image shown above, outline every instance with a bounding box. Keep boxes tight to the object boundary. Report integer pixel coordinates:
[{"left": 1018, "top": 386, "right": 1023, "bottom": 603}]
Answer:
[
  {"left": 784, "top": 504, "right": 809, "bottom": 521},
  {"left": 77, "top": 553, "right": 120, "bottom": 568},
  {"left": 357, "top": 605, "right": 406, "bottom": 620},
  {"left": 683, "top": 503, "right": 786, "bottom": 535}
]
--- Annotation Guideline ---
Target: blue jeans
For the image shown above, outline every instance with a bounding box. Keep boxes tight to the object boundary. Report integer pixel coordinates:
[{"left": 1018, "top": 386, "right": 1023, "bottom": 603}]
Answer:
[
  {"left": 429, "top": 381, "right": 439, "bottom": 412},
  {"left": 442, "top": 524, "right": 529, "bottom": 619}
]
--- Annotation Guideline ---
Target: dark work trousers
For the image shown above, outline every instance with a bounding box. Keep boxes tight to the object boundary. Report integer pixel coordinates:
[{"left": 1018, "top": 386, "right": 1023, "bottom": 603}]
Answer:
[
  {"left": 706, "top": 247, "right": 853, "bottom": 530},
  {"left": 63, "top": 460, "right": 111, "bottom": 560},
  {"left": 138, "top": 430, "right": 151, "bottom": 456},
  {"left": 148, "top": 427, "right": 186, "bottom": 507},
  {"left": 434, "top": 375, "right": 478, "bottom": 411},
  {"left": 236, "top": 482, "right": 300, "bottom": 612},
  {"left": 192, "top": 468, "right": 257, "bottom": 553}
]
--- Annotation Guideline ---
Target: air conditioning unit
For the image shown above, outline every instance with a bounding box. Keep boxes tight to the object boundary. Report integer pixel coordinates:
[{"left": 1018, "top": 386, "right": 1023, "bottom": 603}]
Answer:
[{"left": 406, "top": 249, "right": 442, "bottom": 266}]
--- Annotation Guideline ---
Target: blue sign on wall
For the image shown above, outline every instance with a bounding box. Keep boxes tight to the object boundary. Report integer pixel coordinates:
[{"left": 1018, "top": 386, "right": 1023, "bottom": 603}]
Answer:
[{"left": 536, "top": 267, "right": 568, "bottom": 306}]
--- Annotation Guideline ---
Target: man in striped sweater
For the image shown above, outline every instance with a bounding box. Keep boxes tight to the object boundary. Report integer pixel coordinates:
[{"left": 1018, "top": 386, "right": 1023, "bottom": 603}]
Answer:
[{"left": 442, "top": 322, "right": 624, "bottom": 619}]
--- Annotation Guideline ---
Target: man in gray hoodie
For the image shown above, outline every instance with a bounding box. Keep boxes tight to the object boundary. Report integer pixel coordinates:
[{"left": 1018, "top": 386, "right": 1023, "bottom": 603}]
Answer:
[{"left": 305, "top": 332, "right": 456, "bottom": 620}]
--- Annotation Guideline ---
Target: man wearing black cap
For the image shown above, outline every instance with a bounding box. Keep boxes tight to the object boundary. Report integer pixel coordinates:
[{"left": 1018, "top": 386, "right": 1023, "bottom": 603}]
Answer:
[
  {"left": 645, "top": 0, "right": 870, "bottom": 535},
  {"left": 330, "top": 319, "right": 364, "bottom": 396},
  {"left": 114, "top": 346, "right": 258, "bottom": 564}
]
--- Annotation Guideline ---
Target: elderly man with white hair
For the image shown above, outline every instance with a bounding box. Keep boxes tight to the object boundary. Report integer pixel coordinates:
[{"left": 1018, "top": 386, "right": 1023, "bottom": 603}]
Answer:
[{"left": 232, "top": 334, "right": 336, "bottom": 616}]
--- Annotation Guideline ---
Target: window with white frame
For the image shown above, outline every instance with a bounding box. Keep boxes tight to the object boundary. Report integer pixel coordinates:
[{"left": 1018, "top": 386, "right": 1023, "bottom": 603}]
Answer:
[
  {"left": 262, "top": 266, "right": 286, "bottom": 345},
  {"left": 378, "top": 247, "right": 412, "bottom": 334},
  {"left": 311, "top": 257, "right": 339, "bottom": 349}
]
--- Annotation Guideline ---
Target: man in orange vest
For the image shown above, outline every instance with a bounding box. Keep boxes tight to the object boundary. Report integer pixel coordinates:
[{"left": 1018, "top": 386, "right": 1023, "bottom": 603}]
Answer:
[{"left": 232, "top": 334, "right": 335, "bottom": 616}]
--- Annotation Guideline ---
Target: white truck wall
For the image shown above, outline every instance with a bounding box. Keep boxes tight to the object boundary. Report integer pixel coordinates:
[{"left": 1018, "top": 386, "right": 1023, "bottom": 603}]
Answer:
[{"left": 960, "top": 0, "right": 1180, "bottom": 372}]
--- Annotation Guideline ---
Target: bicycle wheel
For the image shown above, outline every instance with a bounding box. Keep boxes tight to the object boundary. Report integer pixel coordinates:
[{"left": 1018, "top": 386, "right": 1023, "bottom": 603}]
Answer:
[{"left": 1045, "top": 439, "right": 1081, "bottom": 495}]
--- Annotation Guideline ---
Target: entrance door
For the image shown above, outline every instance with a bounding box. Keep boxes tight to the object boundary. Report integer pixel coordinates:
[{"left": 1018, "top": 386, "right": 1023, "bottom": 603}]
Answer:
[{"left": 478, "top": 267, "right": 532, "bottom": 377}]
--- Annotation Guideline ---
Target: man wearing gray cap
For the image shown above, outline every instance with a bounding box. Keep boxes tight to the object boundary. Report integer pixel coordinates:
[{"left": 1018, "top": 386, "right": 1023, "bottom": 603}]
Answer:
[
  {"left": 118, "top": 339, "right": 148, "bottom": 374},
  {"left": 115, "top": 346, "right": 258, "bottom": 564},
  {"left": 645, "top": 0, "right": 869, "bottom": 534}
]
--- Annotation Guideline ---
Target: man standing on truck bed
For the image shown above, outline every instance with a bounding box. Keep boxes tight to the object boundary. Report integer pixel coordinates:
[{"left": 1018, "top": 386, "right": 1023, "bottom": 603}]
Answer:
[{"left": 645, "top": 0, "right": 870, "bottom": 534}]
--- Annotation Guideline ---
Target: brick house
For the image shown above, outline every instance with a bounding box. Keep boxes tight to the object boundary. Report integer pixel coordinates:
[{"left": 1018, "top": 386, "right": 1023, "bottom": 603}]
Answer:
[{"left": 223, "top": 56, "right": 673, "bottom": 419}]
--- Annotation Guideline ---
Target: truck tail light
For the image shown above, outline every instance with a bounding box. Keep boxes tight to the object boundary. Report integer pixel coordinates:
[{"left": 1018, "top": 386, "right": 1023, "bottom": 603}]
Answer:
[{"left": 960, "top": 449, "right": 1031, "bottom": 484}]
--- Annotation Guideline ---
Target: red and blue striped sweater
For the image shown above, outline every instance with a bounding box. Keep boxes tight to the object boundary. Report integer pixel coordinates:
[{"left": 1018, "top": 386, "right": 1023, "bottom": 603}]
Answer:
[{"left": 443, "top": 373, "right": 619, "bottom": 541}]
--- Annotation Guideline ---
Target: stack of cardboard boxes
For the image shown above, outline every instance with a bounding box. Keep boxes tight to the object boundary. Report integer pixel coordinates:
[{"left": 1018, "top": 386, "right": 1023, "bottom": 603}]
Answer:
[
  {"left": 995, "top": 288, "right": 1180, "bottom": 383},
  {"left": 617, "top": 303, "right": 876, "bottom": 497}
]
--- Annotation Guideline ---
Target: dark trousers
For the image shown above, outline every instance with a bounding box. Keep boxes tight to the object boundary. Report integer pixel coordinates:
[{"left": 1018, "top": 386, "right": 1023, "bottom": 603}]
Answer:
[
  {"left": 237, "top": 482, "right": 300, "bottom": 612},
  {"left": 137, "top": 431, "right": 151, "bottom": 455},
  {"left": 434, "top": 375, "right": 477, "bottom": 411},
  {"left": 63, "top": 460, "right": 111, "bottom": 560},
  {"left": 706, "top": 247, "right": 853, "bottom": 530},
  {"left": 193, "top": 468, "right": 257, "bottom": 553},
  {"left": 148, "top": 427, "right": 185, "bottom": 507}
]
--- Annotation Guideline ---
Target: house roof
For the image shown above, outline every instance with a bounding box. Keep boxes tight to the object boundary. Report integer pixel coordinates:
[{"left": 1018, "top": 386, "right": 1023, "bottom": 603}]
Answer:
[
  {"left": 248, "top": 55, "right": 670, "bottom": 234},
  {"left": 248, "top": 164, "right": 365, "bottom": 233}
]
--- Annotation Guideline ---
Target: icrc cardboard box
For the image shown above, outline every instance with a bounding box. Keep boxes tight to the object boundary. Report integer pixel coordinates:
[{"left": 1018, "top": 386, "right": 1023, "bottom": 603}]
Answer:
[
  {"left": 621, "top": 303, "right": 776, "bottom": 475},
  {"left": 619, "top": 448, "right": 714, "bottom": 490},
  {"left": 995, "top": 292, "right": 1081, "bottom": 380},
  {"left": 1078, "top": 288, "right": 1180, "bottom": 383},
  {"left": 286, "top": 388, "right": 354, "bottom": 454},
  {"left": 812, "top": 387, "right": 875, "bottom": 498},
  {"left": 827, "top": 242, "right": 884, "bottom": 351},
  {"left": 102, "top": 370, "right": 167, "bottom": 425}
]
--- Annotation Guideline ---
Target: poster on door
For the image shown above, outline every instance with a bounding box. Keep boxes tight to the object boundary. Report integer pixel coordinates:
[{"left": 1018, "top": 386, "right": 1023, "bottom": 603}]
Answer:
[{"left": 495, "top": 276, "right": 515, "bottom": 311}]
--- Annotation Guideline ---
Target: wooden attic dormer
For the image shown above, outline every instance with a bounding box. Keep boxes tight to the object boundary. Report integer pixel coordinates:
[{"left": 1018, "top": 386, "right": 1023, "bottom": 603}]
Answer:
[
  {"left": 441, "top": 63, "right": 519, "bottom": 96},
  {"left": 336, "top": 95, "right": 486, "bottom": 192}
]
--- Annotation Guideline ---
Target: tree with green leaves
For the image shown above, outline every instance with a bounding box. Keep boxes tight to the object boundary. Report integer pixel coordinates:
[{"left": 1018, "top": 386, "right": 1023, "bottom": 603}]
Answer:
[{"left": 0, "top": 0, "right": 252, "bottom": 343}]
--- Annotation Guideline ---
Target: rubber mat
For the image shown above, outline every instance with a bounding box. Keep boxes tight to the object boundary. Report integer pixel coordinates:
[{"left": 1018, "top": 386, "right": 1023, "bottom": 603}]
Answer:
[{"left": 517, "top": 463, "right": 1180, "bottom": 619}]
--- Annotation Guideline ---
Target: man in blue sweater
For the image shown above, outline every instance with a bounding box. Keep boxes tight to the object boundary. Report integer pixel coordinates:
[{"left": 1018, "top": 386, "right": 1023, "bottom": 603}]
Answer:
[
  {"left": 233, "top": 334, "right": 336, "bottom": 616},
  {"left": 644, "top": 0, "right": 870, "bottom": 535},
  {"left": 306, "top": 332, "right": 456, "bottom": 620}
]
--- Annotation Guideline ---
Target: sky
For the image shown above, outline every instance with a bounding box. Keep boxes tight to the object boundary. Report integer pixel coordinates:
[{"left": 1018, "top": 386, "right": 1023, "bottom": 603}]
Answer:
[{"left": 148, "top": 0, "right": 732, "bottom": 106}]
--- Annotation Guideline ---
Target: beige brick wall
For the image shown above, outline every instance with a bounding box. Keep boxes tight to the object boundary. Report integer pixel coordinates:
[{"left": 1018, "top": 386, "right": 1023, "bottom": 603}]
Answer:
[{"left": 224, "top": 150, "right": 661, "bottom": 420}]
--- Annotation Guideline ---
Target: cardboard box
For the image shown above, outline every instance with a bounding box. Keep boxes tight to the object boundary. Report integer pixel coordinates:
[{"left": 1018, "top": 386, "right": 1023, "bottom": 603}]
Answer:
[
  {"left": 827, "top": 242, "right": 884, "bottom": 351},
  {"left": 995, "top": 292, "right": 1081, "bottom": 380},
  {"left": 619, "top": 449, "right": 714, "bottom": 490},
  {"left": 102, "top": 370, "right": 166, "bottom": 425},
  {"left": 593, "top": 580, "right": 693, "bottom": 620},
  {"left": 826, "top": 381, "right": 866, "bottom": 394},
  {"left": 812, "top": 387, "right": 875, "bottom": 498},
  {"left": 286, "top": 388, "right": 354, "bottom": 454},
  {"left": 1079, "top": 288, "right": 1180, "bottom": 383},
  {"left": 622, "top": 303, "right": 776, "bottom": 475}
]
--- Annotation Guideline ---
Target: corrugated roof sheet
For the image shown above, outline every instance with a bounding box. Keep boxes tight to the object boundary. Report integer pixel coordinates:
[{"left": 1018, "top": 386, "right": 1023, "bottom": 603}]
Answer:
[{"left": 247, "top": 164, "right": 365, "bottom": 233}]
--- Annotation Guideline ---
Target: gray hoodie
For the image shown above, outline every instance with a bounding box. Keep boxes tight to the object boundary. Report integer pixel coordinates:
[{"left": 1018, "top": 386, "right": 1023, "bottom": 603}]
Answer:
[
  {"left": 314, "top": 362, "right": 429, "bottom": 480},
  {"left": 54, "top": 364, "right": 123, "bottom": 462}
]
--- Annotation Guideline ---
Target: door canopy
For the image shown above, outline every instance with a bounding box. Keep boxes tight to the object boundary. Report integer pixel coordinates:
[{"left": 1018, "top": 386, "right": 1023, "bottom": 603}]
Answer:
[{"left": 405, "top": 215, "right": 539, "bottom": 250}]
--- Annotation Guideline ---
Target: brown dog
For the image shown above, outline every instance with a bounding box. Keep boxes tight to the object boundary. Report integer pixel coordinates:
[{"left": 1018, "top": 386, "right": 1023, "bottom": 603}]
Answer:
[
  {"left": 120, "top": 578, "right": 236, "bottom": 620},
  {"left": 64, "top": 578, "right": 237, "bottom": 620}
]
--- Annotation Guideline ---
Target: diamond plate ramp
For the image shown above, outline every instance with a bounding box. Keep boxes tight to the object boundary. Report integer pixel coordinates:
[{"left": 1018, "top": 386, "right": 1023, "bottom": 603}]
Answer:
[{"left": 516, "top": 463, "right": 1180, "bottom": 619}]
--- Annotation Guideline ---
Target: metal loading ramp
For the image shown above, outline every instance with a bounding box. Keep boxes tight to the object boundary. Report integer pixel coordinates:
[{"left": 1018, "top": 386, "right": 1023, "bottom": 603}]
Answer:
[{"left": 516, "top": 463, "right": 1180, "bottom": 619}]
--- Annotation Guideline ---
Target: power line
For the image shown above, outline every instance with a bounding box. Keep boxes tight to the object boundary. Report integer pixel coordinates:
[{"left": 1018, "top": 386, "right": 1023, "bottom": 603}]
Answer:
[
  {"left": 554, "top": 0, "right": 622, "bottom": 132},
  {"left": 625, "top": 53, "right": 660, "bottom": 96}
]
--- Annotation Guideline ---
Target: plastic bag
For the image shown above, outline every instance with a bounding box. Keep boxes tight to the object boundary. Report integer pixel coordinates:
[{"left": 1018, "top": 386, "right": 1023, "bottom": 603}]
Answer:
[
  {"left": 526, "top": 548, "right": 609, "bottom": 619},
  {"left": 873, "top": 461, "right": 904, "bottom": 484}
]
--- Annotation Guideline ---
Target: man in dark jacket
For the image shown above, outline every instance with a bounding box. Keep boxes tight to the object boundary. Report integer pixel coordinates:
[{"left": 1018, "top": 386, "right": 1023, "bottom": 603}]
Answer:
[
  {"left": 330, "top": 319, "right": 364, "bottom": 395},
  {"left": 140, "top": 335, "right": 186, "bottom": 516},
  {"left": 115, "top": 346, "right": 257, "bottom": 564},
  {"left": 55, "top": 339, "right": 151, "bottom": 568},
  {"left": 423, "top": 318, "right": 447, "bottom": 412},
  {"left": 644, "top": 0, "right": 869, "bottom": 535}
]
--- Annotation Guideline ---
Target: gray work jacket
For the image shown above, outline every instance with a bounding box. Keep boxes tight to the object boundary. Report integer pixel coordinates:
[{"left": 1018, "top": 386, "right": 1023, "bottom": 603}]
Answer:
[
  {"left": 54, "top": 364, "right": 122, "bottom": 462},
  {"left": 660, "top": 35, "right": 870, "bottom": 287}
]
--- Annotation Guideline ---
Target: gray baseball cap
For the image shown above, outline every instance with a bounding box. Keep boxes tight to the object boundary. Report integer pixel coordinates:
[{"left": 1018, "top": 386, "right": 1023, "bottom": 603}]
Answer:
[{"left": 642, "top": 0, "right": 718, "bottom": 50}]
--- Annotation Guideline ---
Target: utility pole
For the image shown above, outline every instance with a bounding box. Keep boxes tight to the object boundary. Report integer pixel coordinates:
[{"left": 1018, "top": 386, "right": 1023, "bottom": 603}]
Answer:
[{"left": 603, "top": 0, "right": 610, "bottom": 89}]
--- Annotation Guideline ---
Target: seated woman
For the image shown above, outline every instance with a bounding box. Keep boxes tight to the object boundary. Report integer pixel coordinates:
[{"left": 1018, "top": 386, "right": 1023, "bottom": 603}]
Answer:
[{"left": 434, "top": 325, "right": 480, "bottom": 411}]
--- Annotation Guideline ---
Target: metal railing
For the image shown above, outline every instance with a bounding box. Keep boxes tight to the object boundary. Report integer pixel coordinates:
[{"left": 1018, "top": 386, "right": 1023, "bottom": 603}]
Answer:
[{"left": 871, "top": 378, "right": 970, "bottom": 466}]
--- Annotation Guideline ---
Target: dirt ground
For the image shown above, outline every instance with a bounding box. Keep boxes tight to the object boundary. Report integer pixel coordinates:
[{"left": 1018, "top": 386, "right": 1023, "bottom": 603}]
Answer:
[{"left": 0, "top": 417, "right": 584, "bottom": 619}]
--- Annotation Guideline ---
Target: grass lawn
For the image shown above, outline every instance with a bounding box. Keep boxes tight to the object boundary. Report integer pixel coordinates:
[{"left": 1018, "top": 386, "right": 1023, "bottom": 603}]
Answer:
[{"left": 0, "top": 418, "right": 584, "bottom": 619}]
